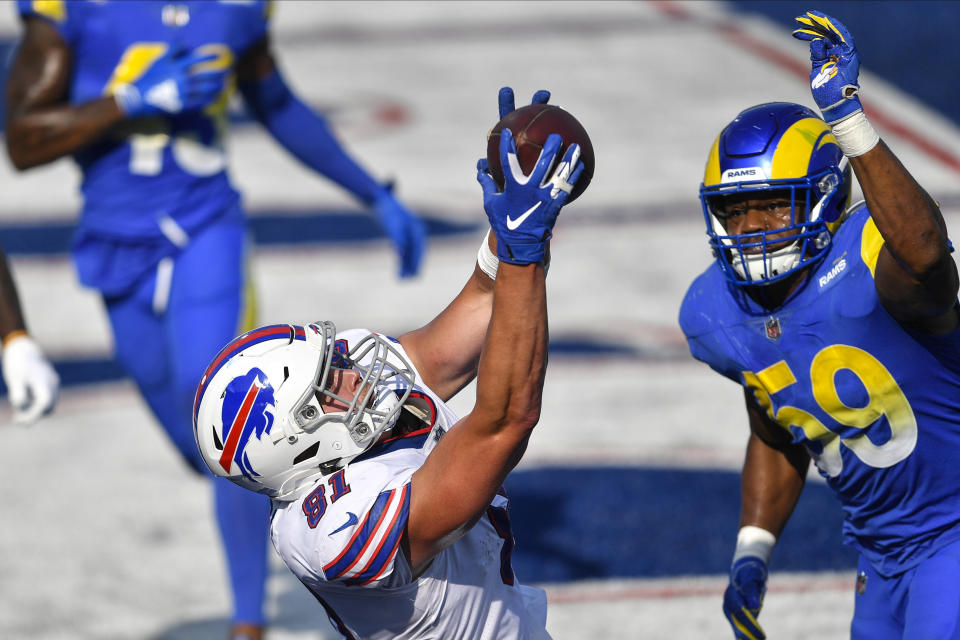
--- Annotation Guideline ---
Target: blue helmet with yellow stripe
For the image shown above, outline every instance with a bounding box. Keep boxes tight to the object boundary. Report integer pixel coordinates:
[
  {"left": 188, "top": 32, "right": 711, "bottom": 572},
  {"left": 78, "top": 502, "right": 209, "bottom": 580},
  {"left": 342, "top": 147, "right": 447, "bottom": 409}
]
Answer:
[{"left": 700, "top": 102, "right": 851, "bottom": 286}]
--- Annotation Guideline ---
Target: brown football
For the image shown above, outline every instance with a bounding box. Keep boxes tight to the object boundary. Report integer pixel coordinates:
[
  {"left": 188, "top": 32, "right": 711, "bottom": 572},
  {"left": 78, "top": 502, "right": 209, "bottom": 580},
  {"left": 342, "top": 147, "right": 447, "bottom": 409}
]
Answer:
[{"left": 486, "top": 103, "right": 594, "bottom": 203}]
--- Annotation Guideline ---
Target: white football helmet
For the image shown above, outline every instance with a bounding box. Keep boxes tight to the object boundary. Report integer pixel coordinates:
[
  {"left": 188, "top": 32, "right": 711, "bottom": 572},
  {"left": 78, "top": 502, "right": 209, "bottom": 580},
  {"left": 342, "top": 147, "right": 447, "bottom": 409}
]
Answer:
[{"left": 193, "top": 321, "right": 415, "bottom": 500}]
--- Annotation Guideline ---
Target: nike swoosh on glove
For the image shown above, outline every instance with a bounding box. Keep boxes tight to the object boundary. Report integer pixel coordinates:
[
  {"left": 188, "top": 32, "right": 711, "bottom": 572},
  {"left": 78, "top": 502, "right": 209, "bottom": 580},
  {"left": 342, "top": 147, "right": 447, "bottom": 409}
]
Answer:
[{"left": 476, "top": 130, "right": 583, "bottom": 265}]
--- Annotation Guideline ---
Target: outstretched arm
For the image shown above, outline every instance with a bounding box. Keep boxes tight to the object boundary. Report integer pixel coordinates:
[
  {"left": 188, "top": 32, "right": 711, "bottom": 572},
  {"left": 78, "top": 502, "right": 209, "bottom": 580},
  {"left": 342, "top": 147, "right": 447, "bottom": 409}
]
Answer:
[
  {"left": 793, "top": 10, "right": 958, "bottom": 333},
  {"left": 400, "top": 116, "right": 583, "bottom": 574},
  {"left": 398, "top": 241, "right": 495, "bottom": 403},
  {"left": 854, "top": 144, "right": 957, "bottom": 331},
  {"left": 404, "top": 257, "right": 547, "bottom": 575},
  {"left": 236, "top": 36, "right": 426, "bottom": 278},
  {"left": 397, "top": 88, "right": 553, "bottom": 400}
]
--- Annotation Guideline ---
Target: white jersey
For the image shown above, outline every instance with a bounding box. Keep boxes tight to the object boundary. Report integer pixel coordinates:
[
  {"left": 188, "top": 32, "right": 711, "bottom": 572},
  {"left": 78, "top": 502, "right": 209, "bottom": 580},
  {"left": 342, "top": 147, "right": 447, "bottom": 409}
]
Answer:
[{"left": 270, "top": 329, "right": 551, "bottom": 640}]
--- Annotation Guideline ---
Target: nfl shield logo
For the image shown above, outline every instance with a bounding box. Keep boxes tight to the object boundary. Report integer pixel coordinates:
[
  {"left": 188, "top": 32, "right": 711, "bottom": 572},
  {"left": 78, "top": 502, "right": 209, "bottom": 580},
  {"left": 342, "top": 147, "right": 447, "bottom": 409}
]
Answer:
[
  {"left": 764, "top": 316, "right": 782, "bottom": 341},
  {"left": 855, "top": 571, "right": 867, "bottom": 595},
  {"left": 162, "top": 4, "right": 190, "bottom": 27}
]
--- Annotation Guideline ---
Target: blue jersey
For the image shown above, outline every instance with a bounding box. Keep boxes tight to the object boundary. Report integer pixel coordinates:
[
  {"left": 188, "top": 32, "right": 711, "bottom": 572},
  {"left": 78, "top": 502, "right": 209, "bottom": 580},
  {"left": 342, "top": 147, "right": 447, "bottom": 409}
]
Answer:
[
  {"left": 16, "top": 0, "right": 270, "bottom": 241},
  {"left": 680, "top": 206, "right": 960, "bottom": 577}
]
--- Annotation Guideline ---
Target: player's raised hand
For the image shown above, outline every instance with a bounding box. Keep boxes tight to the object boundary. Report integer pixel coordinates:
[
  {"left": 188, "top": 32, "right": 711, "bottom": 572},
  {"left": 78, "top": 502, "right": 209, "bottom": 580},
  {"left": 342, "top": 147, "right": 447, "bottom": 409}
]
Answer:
[
  {"left": 723, "top": 556, "right": 768, "bottom": 640},
  {"left": 477, "top": 130, "right": 582, "bottom": 265},
  {"left": 498, "top": 86, "right": 551, "bottom": 119},
  {"left": 2, "top": 333, "right": 59, "bottom": 425},
  {"left": 114, "top": 47, "right": 229, "bottom": 118},
  {"left": 792, "top": 10, "right": 862, "bottom": 124},
  {"left": 373, "top": 185, "right": 427, "bottom": 278}
]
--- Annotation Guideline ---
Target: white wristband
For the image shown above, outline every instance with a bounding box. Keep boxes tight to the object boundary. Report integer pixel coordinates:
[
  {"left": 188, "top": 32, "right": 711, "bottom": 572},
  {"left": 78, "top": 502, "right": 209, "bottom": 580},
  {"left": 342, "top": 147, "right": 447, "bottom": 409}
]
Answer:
[
  {"left": 476, "top": 229, "right": 551, "bottom": 280},
  {"left": 831, "top": 111, "right": 880, "bottom": 158},
  {"left": 732, "top": 525, "right": 776, "bottom": 565},
  {"left": 477, "top": 230, "right": 499, "bottom": 280}
]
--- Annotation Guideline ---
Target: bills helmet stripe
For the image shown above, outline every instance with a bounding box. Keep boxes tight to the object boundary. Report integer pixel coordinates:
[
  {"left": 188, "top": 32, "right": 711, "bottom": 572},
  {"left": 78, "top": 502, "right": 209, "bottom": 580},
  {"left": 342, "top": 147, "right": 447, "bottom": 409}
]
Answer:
[
  {"left": 345, "top": 484, "right": 410, "bottom": 586},
  {"left": 193, "top": 324, "right": 305, "bottom": 426},
  {"left": 218, "top": 367, "right": 277, "bottom": 481},
  {"left": 219, "top": 379, "right": 262, "bottom": 472},
  {"left": 323, "top": 487, "right": 399, "bottom": 579}
]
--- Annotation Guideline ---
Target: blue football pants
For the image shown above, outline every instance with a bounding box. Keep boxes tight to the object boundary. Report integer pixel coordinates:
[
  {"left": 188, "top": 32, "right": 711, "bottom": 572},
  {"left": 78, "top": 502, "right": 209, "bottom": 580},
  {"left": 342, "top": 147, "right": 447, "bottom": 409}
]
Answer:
[
  {"left": 104, "top": 216, "right": 269, "bottom": 626},
  {"left": 852, "top": 536, "right": 960, "bottom": 639}
]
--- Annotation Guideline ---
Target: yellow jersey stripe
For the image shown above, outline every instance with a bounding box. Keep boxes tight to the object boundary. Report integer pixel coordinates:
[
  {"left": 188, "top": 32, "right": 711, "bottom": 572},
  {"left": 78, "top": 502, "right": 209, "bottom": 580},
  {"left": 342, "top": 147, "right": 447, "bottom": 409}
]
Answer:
[
  {"left": 861, "top": 216, "right": 885, "bottom": 278},
  {"left": 31, "top": 0, "right": 65, "bottom": 23}
]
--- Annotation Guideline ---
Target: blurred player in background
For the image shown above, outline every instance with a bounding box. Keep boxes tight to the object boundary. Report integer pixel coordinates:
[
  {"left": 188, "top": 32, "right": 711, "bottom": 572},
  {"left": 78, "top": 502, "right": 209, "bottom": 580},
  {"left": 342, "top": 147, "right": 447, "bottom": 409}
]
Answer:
[
  {"left": 0, "top": 244, "right": 58, "bottom": 424},
  {"left": 4, "top": 1, "right": 425, "bottom": 638},
  {"left": 679, "top": 10, "right": 960, "bottom": 640},
  {"left": 192, "top": 87, "right": 583, "bottom": 639}
]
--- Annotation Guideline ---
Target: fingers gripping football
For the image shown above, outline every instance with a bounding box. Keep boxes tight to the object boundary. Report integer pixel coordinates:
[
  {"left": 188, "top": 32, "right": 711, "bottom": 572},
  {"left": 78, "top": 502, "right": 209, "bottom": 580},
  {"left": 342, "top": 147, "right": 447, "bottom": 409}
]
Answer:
[
  {"left": 477, "top": 131, "right": 583, "bottom": 265},
  {"left": 498, "top": 86, "right": 551, "bottom": 120},
  {"left": 546, "top": 143, "right": 581, "bottom": 199}
]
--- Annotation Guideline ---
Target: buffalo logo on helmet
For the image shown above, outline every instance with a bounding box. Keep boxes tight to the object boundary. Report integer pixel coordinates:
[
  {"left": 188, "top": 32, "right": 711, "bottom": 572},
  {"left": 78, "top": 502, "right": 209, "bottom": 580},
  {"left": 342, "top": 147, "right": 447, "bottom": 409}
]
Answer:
[{"left": 216, "top": 367, "right": 277, "bottom": 480}]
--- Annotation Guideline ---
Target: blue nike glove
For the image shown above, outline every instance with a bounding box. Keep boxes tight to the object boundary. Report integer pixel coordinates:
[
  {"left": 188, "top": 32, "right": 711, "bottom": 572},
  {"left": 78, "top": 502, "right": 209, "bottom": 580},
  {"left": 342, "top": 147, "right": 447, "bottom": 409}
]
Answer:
[
  {"left": 792, "top": 10, "right": 863, "bottom": 124},
  {"left": 373, "top": 185, "right": 427, "bottom": 278},
  {"left": 114, "top": 47, "right": 228, "bottom": 118},
  {"left": 477, "top": 130, "right": 583, "bottom": 265},
  {"left": 723, "top": 556, "right": 768, "bottom": 640},
  {"left": 498, "top": 86, "right": 551, "bottom": 119}
]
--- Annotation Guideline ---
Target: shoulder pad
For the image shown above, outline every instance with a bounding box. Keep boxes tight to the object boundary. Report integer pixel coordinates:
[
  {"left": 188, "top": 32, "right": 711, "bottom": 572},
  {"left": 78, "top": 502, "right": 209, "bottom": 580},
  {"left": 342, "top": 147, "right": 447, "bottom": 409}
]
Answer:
[{"left": 274, "top": 457, "right": 414, "bottom": 588}]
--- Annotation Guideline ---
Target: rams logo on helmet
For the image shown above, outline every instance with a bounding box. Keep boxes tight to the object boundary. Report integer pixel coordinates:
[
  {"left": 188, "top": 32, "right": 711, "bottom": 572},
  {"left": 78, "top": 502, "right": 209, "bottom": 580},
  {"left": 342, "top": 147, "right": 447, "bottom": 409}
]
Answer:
[{"left": 812, "top": 61, "right": 839, "bottom": 90}]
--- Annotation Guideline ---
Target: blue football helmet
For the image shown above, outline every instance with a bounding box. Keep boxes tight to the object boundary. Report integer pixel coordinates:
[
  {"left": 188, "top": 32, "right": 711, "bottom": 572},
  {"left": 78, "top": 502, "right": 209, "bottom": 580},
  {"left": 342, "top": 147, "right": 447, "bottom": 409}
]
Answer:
[{"left": 700, "top": 102, "right": 852, "bottom": 286}]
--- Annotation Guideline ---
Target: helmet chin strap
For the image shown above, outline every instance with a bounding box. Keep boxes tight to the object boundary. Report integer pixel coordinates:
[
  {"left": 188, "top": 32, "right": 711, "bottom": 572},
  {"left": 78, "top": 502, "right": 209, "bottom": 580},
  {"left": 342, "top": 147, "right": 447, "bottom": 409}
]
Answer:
[
  {"left": 731, "top": 241, "right": 802, "bottom": 282},
  {"left": 711, "top": 214, "right": 803, "bottom": 282}
]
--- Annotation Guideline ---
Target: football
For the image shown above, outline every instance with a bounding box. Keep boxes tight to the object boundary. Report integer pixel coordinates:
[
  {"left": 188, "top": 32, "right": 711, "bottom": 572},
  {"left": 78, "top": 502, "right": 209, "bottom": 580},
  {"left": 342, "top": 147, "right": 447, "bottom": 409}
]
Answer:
[{"left": 486, "top": 103, "right": 594, "bottom": 203}]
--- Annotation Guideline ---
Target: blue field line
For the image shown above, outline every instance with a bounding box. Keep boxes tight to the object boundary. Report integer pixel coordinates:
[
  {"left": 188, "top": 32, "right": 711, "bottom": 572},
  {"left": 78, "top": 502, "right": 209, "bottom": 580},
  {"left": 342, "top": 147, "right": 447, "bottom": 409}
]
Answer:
[
  {"left": 0, "top": 210, "right": 478, "bottom": 256},
  {"left": 507, "top": 466, "right": 856, "bottom": 582}
]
